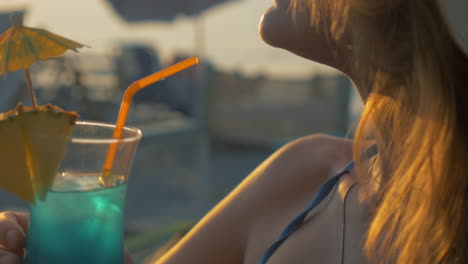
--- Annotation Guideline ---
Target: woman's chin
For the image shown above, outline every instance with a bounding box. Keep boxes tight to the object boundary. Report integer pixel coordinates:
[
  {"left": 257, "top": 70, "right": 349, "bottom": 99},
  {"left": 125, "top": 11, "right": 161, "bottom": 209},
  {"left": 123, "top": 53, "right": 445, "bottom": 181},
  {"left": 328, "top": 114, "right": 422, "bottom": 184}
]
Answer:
[
  {"left": 259, "top": 2, "right": 349, "bottom": 74},
  {"left": 258, "top": 6, "right": 291, "bottom": 49}
]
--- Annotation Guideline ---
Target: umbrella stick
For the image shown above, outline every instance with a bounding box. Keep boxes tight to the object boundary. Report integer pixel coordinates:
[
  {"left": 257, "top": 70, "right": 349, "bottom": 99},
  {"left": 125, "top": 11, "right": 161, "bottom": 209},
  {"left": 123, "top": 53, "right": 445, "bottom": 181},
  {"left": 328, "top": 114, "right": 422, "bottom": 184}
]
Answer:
[{"left": 24, "top": 68, "right": 38, "bottom": 109}]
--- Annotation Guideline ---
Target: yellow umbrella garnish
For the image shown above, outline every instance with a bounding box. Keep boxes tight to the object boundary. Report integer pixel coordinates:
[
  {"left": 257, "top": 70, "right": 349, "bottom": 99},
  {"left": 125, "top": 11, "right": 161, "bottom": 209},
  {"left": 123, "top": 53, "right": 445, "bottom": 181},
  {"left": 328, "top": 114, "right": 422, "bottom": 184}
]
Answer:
[{"left": 0, "top": 15, "right": 87, "bottom": 108}]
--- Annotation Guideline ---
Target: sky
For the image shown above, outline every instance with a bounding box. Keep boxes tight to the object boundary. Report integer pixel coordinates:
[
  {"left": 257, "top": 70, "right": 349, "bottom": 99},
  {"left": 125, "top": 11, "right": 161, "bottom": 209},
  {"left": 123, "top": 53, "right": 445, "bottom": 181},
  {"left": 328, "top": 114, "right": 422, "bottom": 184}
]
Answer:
[{"left": 2, "top": 0, "right": 339, "bottom": 78}]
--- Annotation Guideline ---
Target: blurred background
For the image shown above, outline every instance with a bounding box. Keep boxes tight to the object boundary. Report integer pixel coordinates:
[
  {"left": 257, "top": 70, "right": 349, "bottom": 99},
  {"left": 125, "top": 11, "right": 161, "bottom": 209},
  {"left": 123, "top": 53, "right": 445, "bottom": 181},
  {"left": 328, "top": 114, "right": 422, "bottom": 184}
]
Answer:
[{"left": 0, "top": 0, "right": 363, "bottom": 262}]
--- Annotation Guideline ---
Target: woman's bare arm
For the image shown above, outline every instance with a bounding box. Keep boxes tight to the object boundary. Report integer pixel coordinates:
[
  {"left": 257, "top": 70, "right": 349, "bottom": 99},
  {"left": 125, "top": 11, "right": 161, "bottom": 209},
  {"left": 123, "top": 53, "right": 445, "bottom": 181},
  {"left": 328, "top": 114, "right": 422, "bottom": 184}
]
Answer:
[{"left": 155, "top": 134, "right": 352, "bottom": 264}]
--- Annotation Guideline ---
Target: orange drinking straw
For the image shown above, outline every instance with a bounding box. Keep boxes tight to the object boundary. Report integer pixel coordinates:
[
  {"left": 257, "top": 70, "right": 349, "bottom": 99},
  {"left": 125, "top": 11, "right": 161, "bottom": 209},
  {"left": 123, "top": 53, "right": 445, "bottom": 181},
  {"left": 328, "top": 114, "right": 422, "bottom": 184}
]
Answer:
[{"left": 102, "top": 56, "right": 199, "bottom": 181}]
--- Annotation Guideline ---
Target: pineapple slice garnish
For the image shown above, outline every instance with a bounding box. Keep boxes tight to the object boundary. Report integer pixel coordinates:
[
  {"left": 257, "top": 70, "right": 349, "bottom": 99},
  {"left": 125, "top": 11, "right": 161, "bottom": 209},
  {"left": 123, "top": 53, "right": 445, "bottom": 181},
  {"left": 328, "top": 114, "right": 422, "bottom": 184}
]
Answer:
[{"left": 0, "top": 104, "right": 77, "bottom": 203}]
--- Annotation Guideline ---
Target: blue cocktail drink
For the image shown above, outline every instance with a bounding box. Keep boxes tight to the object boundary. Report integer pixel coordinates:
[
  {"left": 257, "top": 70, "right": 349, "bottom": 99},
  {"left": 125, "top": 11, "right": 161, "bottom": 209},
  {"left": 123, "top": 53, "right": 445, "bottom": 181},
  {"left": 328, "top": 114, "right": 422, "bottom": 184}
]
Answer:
[
  {"left": 24, "top": 173, "right": 127, "bottom": 264},
  {"left": 22, "top": 121, "right": 142, "bottom": 264}
]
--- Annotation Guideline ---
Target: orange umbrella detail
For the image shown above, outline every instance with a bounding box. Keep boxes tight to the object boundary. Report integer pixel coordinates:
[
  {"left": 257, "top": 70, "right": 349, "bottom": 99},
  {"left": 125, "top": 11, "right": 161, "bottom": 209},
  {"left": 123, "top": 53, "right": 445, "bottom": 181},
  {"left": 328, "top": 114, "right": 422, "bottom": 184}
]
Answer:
[{"left": 0, "top": 16, "right": 87, "bottom": 108}]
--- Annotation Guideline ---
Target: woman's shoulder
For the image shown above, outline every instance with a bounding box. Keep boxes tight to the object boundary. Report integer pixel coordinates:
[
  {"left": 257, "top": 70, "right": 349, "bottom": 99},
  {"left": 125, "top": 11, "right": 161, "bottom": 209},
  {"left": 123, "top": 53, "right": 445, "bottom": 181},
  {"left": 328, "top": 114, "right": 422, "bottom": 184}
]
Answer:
[
  {"left": 243, "top": 134, "right": 353, "bottom": 201},
  {"left": 153, "top": 134, "right": 354, "bottom": 264},
  {"left": 231, "top": 134, "right": 354, "bottom": 229},
  {"left": 238, "top": 134, "right": 355, "bottom": 263},
  {"left": 277, "top": 133, "right": 353, "bottom": 172},
  {"left": 281, "top": 134, "right": 353, "bottom": 172}
]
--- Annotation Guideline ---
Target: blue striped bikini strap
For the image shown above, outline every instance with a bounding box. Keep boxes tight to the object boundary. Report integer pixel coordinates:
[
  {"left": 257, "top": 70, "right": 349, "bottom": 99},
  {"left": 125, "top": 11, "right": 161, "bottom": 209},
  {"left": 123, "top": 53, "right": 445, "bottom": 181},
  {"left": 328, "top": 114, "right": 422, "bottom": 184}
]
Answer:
[{"left": 257, "top": 144, "right": 378, "bottom": 264}]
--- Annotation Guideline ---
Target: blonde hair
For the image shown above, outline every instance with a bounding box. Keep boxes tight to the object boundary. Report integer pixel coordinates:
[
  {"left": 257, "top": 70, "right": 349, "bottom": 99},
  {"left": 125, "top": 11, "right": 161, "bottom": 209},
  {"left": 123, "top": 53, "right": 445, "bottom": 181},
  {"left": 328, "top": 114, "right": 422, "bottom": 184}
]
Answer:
[{"left": 292, "top": 0, "right": 468, "bottom": 262}]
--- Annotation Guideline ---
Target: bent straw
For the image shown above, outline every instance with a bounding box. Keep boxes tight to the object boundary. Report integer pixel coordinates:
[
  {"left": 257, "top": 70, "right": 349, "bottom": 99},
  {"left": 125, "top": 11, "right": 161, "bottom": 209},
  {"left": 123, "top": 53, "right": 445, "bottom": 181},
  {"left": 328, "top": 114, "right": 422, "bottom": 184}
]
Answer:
[{"left": 101, "top": 56, "right": 199, "bottom": 182}]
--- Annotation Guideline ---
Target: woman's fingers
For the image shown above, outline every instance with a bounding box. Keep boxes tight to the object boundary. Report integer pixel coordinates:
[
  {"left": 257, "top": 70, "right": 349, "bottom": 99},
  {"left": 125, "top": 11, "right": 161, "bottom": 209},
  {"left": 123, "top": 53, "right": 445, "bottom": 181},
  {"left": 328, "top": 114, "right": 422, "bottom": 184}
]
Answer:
[
  {"left": 0, "top": 212, "right": 28, "bottom": 251},
  {"left": 1, "top": 213, "right": 28, "bottom": 232},
  {"left": 0, "top": 249, "right": 20, "bottom": 264}
]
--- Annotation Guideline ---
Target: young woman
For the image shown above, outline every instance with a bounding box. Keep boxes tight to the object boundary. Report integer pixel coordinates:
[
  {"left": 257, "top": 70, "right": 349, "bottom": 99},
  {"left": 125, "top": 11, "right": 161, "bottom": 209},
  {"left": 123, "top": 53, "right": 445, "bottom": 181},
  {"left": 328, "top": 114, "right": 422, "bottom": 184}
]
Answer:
[{"left": 0, "top": 0, "right": 466, "bottom": 263}]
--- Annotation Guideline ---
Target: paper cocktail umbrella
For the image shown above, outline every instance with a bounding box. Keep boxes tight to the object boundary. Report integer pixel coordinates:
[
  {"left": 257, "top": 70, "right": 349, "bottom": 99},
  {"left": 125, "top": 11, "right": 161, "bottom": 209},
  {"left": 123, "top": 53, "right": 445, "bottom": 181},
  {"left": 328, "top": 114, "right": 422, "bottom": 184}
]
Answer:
[{"left": 0, "top": 15, "right": 86, "bottom": 108}]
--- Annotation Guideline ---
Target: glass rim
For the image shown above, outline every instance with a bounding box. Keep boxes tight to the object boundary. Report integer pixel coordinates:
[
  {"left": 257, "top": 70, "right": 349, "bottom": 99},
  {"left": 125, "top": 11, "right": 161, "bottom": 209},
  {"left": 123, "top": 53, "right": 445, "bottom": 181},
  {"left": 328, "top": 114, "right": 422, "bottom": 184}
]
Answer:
[{"left": 70, "top": 121, "right": 143, "bottom": 144}]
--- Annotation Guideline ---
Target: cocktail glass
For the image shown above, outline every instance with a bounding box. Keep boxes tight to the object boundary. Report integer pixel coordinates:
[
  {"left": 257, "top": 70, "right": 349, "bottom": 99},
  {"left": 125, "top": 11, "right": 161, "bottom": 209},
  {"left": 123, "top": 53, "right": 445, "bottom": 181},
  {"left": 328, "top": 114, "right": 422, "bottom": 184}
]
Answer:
[{"left": 23, "top": 121, "right": 142, "bottom": 264}]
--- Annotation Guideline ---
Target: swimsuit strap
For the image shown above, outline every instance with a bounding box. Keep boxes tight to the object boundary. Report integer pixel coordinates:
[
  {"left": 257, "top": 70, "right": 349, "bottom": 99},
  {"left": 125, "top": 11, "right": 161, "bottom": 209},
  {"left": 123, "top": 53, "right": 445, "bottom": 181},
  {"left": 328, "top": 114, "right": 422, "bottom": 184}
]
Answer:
[{"left": 257, "top": 144, "right": 378, "bottom": 264}]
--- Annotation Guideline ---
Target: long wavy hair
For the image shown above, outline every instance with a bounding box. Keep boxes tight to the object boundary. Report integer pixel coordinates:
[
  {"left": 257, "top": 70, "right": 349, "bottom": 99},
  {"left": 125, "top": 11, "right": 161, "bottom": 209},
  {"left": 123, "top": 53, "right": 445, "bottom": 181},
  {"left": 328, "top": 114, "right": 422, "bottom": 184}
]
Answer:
[{"left": 291, "top": 0, "right": 468, "bottom": 263}]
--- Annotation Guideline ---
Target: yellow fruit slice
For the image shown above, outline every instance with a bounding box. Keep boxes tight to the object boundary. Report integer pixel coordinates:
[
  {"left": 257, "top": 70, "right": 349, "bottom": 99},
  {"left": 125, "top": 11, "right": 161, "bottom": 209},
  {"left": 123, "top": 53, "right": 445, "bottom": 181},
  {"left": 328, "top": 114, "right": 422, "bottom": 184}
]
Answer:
[
  {"left": 0, "top": 104, "right": 77, "bottom": 203},
  {"left": 0, "top": 110, "right": 34, "bottom": 203}
]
